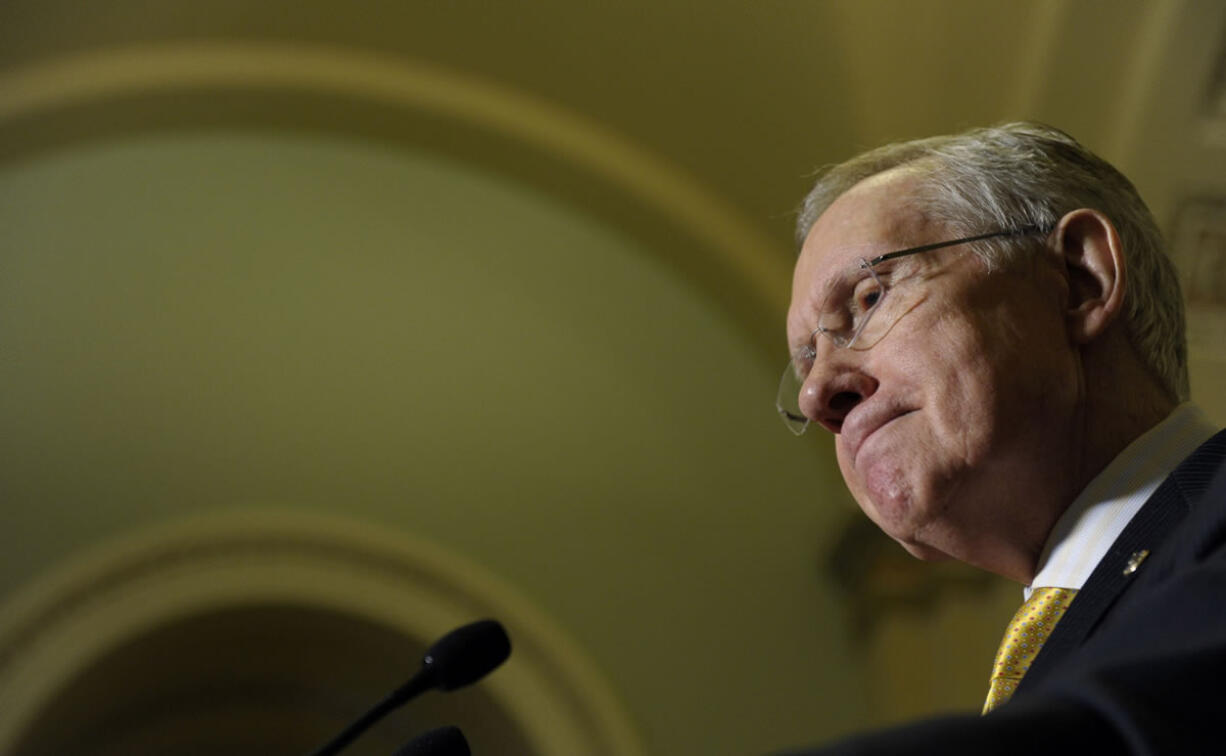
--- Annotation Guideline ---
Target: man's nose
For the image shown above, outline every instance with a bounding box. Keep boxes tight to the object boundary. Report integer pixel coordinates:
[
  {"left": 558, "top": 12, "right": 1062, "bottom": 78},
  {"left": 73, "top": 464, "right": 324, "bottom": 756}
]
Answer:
[{"left": 797, "top": 353, "right": 878, "bottom": 434}]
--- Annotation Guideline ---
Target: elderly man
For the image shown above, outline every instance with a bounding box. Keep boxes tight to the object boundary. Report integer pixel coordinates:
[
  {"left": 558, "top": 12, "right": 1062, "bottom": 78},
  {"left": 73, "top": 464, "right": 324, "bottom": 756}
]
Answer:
[{"left": 777, "top": 122, "right": 1226, "bottom": 754}]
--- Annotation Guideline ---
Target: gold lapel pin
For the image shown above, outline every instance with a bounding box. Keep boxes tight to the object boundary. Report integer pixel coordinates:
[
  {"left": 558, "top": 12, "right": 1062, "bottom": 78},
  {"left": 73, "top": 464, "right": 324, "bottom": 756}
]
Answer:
[{"left": 1123, "top": 549, "right": 1150, "bottom": 576}]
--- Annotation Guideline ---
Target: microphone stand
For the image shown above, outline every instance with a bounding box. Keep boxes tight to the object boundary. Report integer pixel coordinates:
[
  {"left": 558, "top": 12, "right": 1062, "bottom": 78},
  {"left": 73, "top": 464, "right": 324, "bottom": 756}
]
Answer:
[{"left": 309, "top": 670, "right": 434, "bottom": 756}]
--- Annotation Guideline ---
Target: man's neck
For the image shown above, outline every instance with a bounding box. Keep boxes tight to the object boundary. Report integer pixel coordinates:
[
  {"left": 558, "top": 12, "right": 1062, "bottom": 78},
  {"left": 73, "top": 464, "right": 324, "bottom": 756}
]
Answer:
[
  {"left": 1025, "top": 402, "right": 1217, "bottom": 595},
  {"left": 1072, "top": 330, "right": 1179, "bottom": 519}
]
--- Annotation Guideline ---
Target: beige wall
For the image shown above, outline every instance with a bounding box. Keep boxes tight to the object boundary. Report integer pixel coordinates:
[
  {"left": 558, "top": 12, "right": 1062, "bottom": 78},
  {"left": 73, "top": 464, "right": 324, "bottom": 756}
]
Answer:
[{"left": 0, "top": 131, "right": 868, "bottom": 754}]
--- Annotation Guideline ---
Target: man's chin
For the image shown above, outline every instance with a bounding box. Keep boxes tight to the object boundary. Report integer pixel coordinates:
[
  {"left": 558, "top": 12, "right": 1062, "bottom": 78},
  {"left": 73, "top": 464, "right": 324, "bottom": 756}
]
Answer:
[{"left": 894, "top": 537, "right": 952, "bottom": 562}]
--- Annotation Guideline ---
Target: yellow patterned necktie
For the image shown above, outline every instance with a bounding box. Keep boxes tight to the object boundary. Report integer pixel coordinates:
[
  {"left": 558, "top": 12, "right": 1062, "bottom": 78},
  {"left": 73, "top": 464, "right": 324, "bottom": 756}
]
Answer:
[{"left": 982, "top": 586, "right": 1078, "bottom": 714}]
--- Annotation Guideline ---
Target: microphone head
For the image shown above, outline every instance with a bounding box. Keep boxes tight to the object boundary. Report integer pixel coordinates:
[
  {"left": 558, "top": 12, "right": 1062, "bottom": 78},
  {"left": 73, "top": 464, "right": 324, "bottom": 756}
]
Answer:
[
  {"left": 392, "top": 725, "right": 470, "bottom": 756},
  {"left": 423, "top": 619, "right": 511, "bottom": 691}
]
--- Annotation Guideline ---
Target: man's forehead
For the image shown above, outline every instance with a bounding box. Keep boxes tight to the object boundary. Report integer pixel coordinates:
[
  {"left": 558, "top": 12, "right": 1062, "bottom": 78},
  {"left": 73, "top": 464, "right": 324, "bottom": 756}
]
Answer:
[
  {"left": 800, "top": 168, "right": 934, "bottom": 266},
  {"left": 788, "top": 169, "right": 936, "bottom": 342}
]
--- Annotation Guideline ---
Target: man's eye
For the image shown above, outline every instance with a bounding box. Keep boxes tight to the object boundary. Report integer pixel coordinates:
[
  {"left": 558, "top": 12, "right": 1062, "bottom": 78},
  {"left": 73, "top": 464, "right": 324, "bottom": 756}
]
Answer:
[{"left": 851, "top": 280, "right": 884, "bottom": 313}]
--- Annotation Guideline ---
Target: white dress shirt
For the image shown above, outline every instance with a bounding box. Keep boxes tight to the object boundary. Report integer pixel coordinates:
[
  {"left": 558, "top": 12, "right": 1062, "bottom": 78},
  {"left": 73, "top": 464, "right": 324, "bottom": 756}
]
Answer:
[{"left": 1026, "top": 403, "right": 1219, "bottom": 600}]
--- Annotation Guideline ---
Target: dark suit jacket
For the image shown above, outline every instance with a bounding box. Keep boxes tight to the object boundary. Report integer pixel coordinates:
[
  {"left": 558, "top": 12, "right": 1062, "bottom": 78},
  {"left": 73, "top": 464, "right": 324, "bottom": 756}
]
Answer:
[{"left": 781, "top": 428, "right": 1226, "bottom": 756}]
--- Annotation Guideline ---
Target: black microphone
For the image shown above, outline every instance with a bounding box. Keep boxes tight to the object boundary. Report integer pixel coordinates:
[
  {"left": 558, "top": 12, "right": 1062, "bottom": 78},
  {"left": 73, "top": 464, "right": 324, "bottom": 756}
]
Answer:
[
  {"left": 392, "top": 725, "right": 471, "bottom": 756},
  {"left": 419, "top": 619, "right": 512, "bottom": 691},
  {"left": 307, "top": 619, "right": 511, "bottom": 756}
]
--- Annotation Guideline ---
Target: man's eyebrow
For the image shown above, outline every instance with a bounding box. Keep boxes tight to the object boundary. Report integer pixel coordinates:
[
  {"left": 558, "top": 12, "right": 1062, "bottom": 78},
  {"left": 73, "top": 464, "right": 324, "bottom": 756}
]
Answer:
[
  {"left": 789, "top": 325, "right": 820, "bottom": 354},
  {"left": 872, "top": 252, "right": 924, "bottom": 273},
  {"left": 785, "top": 326, "right": 807, "bottom": 352}
]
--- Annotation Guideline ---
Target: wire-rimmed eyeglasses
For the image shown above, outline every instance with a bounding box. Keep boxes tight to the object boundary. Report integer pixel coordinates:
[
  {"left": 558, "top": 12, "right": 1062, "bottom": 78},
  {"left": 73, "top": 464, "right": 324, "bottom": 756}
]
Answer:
[{"left": 776, "top": 225, "right": 1052, "bottom": 435}]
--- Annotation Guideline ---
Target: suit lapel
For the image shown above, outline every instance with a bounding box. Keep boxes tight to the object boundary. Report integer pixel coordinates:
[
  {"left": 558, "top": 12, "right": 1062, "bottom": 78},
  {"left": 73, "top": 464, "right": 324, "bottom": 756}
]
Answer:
[{"left": 1018, "top": 428, "right": 1226, "bottom": 693}]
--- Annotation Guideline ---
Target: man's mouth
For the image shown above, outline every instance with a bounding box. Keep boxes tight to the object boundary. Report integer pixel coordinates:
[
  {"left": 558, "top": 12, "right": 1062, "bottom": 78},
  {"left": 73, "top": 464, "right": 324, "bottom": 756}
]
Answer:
[{"left": 844, "top": 407, "right": 916, "bottom": 466}]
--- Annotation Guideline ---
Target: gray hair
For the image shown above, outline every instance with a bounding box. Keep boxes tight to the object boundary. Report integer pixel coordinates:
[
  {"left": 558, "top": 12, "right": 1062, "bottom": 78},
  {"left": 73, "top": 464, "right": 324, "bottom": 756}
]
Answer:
[{"left": 797, "top": 122, "right": 1188, "bottom": 402}]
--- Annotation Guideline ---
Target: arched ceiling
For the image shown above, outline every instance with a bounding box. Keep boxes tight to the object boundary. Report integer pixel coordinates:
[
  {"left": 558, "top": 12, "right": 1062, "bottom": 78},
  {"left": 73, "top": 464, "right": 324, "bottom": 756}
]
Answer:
[
  {"left": 2, "top": 1, "right": 1224, "bottom": 360},
  {"left": 2, "top": 1, "right": 1221, "bottom": 215}
]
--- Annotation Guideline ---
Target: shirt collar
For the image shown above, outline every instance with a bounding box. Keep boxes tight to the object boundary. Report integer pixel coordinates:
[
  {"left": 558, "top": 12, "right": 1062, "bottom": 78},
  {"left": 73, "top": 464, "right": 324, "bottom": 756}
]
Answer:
[{"left": 1026, "top": 403, "right": 1218, "bottom": 600}]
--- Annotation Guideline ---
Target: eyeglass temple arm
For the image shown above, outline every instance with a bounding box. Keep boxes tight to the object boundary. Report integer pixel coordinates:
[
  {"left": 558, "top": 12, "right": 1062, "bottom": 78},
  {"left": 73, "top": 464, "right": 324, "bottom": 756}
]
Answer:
[{"left": 866, "top": 224, "right": 1052, "bottom": 267}]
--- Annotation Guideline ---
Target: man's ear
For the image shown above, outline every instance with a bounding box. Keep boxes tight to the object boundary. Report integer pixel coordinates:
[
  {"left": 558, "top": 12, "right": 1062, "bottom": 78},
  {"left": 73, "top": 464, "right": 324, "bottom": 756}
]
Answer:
[{"left": 1054, "top": 208, "right": 1126, "bottom": 344}]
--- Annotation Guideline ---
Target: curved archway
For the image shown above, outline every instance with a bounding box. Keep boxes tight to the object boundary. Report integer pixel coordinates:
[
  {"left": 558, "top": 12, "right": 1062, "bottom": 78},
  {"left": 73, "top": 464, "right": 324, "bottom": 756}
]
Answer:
[
  {"left": 0, "top": 42, "right": 791, "bottom": 354},
  {"left": 0, "top": 511, "right": 646, "bottom": 755}
]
